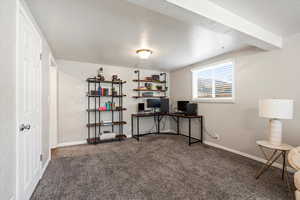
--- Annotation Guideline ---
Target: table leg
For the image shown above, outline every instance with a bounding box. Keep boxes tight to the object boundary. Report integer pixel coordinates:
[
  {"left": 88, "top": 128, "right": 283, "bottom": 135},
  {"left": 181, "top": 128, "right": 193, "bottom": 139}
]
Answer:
[
  {"left": 255, "top": 150, "right": 281, "bottom": 179},
  {"left": 154, "top": 115, "right": 157, "bottom": 134},
  {"left": 158, "top": 115, "right": 160, "bottom": 134},
  {"left": 284, "top": 156, "right": 292, "bottom": 193},
  {"left": 282, "top": 151, "right": 286, "bottom": 180},
  {"left": 131, "top": 116, "right": 134, "bottom": 138},
  {"left": 200, "top": 116, "right": 203, "bottom": 143},
  {"left": 137, "top": 116, "right": 140, "bottom": 141},
  {"left": 177, "top": 116, "right": 180, "bottom": 135},
  {"left": 189, "top": 118, "right": 191, "bottom": 146}
]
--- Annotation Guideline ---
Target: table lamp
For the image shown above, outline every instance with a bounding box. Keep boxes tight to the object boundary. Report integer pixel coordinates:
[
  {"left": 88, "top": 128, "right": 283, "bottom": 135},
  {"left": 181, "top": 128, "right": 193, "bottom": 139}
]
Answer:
[{"left": 259, "top": 99, "right": 293, "bottom": 146}]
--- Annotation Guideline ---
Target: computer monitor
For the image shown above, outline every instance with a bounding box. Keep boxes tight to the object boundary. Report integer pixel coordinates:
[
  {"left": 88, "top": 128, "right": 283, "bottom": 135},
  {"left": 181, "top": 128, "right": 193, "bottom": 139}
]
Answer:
[
  {"left": 160, "top": 98, "right": 169, "bottom": 113},
  {"left": 177, "top": 101, "right": 189, "bottom": 112},
  {"left": 147, "top": 99, "right": 161, "bottom": 108}
]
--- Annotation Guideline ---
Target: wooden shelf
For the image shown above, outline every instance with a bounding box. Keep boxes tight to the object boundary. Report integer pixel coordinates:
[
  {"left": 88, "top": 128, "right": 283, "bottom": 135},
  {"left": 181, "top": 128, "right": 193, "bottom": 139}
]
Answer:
[
  {"left": 133, "top": 79, "right": 166, "bottom": 84},
  {"left": 133, "top": 89, "right": 166, "bottom": 92},
  {"left": 86, "top": 78, "right": 126, "bottom": 84},
  {"left": 87, "top": 76, "right": 126, "bottom": 144},
  {"left": 86, "top": 108, "right": 126, "bottom": 112},
  {"left": 87, "top": 94, "right": 126, "bottom": 97},
  {"left": 132, "top": 96, "right": 166, "bottom": 99},
  {"left": 86, "top": 121, "right": 127, "bottom": 127}
]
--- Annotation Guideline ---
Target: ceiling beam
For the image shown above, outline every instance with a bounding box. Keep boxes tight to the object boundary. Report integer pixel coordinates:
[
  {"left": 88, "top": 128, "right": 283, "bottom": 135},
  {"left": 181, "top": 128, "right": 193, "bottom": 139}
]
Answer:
[{"left": 128, "top": 0, "right": 282, "bottom": 50}]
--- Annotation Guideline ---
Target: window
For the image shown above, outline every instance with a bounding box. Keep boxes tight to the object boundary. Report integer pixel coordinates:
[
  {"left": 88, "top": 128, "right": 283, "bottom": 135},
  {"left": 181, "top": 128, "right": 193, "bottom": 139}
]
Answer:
[{"left": 191, "top": 60, "right": 235, "bottom": 102}]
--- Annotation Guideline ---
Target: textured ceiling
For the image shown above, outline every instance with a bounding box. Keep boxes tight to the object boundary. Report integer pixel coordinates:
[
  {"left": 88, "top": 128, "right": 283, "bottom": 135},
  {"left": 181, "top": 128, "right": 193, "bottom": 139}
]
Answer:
[
  {"left": 209, "top": 0, "right": 300, "bottom": 37},
  {"left": 25, "top": 0, "right": 250, "bottom": 70}
]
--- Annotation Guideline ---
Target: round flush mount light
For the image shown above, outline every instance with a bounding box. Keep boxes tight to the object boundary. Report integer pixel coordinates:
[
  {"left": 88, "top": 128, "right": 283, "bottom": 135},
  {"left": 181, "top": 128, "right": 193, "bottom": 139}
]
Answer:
[{"left": 136, "top": 49, "right": 153, "bottom": 59}]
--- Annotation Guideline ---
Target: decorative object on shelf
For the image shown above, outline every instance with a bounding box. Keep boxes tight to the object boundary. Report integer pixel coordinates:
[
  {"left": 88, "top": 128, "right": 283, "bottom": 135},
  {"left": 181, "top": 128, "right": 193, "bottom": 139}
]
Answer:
[
  {"left": 86, "top": 77, "right": 127, "bottom": 144},
  {"left": 288, "top": 146, "right": 300, "bottom": 200},
  {"left": 152, "top": 75, "right": 160, "bottom": 81},
  {"left": 97, "top": 67, "right": 105, "bottom": 81},
  {"left": 136, "top": 49, "right": 153, "bottom": 59},
  {"left": 112, "top": 74, "right": 120, "bottom": 82},
  {"left": 259, "top": 99, "right": 293, "bottom": 146},
  {"left": 90, "top": 90, "right": 97, "bottom": 96},
  {"left": 98, "top": 106, "right": 107, "bottom": 111},
  {"left": 156, "top": 85, "right": 162, "bottom": 90},
  {"left": 112, "top": 87, "right": 117, "bottom": 96},
  {"left": 145, "top": 83, "right": 152, "bottom": 90},
  {"left": 116, "top": 106, "right": 122, "bottom": 110},
  {"left": 145, "top": 77, "right": 152, "bottom": 81}
]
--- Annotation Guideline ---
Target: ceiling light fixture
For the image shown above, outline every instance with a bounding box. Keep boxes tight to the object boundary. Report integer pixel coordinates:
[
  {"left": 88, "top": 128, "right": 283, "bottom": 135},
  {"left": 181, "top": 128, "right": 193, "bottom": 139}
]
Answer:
[{"left": 136, "top": 49, "right": 153, "bottom": 59}]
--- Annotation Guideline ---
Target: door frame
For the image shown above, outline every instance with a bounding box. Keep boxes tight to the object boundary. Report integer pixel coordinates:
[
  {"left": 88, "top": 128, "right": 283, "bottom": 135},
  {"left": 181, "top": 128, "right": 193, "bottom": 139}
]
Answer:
[
  {"left": 16, "top": 1, "right": 43, "bottom": 199},
  {"left": 49, "top": 53, "right": 58, "bottom": 149}
]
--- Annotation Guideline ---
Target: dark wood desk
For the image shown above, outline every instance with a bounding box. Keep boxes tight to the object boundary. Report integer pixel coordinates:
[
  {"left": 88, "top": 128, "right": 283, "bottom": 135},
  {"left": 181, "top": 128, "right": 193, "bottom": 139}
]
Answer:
[{"left": 131, "top": 112, "right": 203, "bottom": 145}]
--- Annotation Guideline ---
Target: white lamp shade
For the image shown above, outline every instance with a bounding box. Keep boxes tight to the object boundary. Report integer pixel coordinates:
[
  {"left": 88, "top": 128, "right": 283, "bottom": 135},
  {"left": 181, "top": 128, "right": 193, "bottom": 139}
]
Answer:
[{"left": 259, "top": 99, "right": 293, "bottom": 119}]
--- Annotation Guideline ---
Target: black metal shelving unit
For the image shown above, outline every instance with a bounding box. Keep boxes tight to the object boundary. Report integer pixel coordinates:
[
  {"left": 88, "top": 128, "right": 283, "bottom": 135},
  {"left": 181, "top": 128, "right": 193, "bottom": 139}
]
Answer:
[
  {"left": 132, "top": 70, "right": 167, "bottom": 98},
  {"left": 86, "top": 77, "right": 126, "bottom": 144}
]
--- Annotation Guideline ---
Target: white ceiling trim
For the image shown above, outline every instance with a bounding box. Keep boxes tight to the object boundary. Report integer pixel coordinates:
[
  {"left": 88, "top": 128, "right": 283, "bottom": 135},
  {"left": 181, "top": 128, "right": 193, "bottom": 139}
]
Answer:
[{"left": 166, "top": 0, "right": 282, "bottom": 50}]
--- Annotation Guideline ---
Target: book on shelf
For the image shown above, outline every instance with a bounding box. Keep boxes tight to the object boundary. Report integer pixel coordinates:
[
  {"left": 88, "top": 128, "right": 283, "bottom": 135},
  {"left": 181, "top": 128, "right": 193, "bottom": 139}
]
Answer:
[{"left": 142, "top": 92, "right": 154, "bottom": 97}]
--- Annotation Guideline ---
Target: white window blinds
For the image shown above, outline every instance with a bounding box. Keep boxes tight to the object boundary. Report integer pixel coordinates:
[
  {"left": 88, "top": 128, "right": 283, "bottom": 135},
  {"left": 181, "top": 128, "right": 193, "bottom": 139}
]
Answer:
[{"left": 192, "top": 61, "right": 234, "bottom": 102}]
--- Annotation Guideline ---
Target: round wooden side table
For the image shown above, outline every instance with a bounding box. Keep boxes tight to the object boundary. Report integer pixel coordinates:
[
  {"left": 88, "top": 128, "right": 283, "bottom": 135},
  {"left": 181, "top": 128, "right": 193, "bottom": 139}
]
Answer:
[
  {"left": 288, "top": 147, "right": 300, "bottom": 200},
  {"left": 255, "top": 140, "right": 293, "bottom": 188}
]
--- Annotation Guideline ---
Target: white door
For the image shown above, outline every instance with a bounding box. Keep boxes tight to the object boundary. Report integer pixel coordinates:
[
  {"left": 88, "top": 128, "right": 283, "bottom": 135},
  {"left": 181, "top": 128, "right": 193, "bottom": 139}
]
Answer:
[
  {"left": 17, "top": 7, "right": 42, "bottom": 200},
  {"left": 49, "top": 65, "right": 58, "bottom": 148}
]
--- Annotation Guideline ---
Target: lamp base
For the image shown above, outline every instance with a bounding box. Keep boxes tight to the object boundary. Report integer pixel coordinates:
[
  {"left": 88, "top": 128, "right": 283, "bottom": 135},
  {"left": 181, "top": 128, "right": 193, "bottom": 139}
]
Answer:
[{"left": 269, "top": 119, "right": 282, "bottom": 146}]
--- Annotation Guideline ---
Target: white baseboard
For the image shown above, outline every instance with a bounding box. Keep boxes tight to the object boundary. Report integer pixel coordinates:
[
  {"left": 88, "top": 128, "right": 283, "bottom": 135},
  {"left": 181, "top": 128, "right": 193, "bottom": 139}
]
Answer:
[
  {"left": 40, "top": 157, "right": 50, "bottom": 179},
  {"left": 56, "top": 140, "right": 87, "bottom": 148},
  {"left": 204, "top": 141, "right": 295, "bottom": 173}
]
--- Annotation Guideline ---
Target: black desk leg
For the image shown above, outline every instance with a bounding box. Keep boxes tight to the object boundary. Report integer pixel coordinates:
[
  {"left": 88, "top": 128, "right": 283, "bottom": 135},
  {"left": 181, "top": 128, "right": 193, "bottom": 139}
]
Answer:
[
  {"left": 131, "top": 116, "right": 134, "bottom": 138},
  {"left": 189, "top": 118, "right": 191, "bottom": 146},
  {"left": 158, "top": 116, "right": 160, "bottom": 134},
  {"left": 282, "top": 151, "right": 286, "bottom": 180},
  {"left": 200, "top": 116, "right": 203, "bottom": 143},
  {"left": 177, "top": 117, "right": 180, "bottom": 135},
  {"left": 137, "top": 116, "right": 140, "bottom": 141}
]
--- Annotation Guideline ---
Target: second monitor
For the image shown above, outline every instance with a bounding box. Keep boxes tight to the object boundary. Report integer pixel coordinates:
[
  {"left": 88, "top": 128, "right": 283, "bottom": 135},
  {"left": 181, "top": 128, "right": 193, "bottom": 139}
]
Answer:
[{"left": 147, "top": 98, "right": 169, "bottom": 113}]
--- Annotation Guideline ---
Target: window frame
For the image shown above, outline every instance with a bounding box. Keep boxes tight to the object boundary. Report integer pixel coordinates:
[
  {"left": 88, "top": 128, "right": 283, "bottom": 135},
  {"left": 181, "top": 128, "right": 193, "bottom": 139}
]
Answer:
[{"left": 191, "top": 59, "right": 236, "bottom": 103}]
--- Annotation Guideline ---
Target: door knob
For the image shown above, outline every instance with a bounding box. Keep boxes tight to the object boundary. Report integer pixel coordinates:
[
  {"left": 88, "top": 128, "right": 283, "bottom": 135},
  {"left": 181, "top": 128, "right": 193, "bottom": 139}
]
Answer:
[{"left": 19, "top": 124, "right": 31, "bottom": 131}]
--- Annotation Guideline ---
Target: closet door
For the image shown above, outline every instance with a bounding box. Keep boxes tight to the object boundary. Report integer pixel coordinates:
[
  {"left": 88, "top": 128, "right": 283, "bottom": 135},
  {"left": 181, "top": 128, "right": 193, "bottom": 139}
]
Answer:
[{"left": 17, "top": 6, "right": 42, "bottom": 200}]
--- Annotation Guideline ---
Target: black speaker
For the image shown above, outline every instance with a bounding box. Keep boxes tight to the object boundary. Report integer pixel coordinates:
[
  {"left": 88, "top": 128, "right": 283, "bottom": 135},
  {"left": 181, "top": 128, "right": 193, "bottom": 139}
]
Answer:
[
  {"left": 186, "top": 103, "right": 197, "bottom": 116},
  {"left": 138, "top": 103, "right": 145, "bottom": 112},
  {"left": 160, "top": 98, "right": 169, "bottom": 113}
]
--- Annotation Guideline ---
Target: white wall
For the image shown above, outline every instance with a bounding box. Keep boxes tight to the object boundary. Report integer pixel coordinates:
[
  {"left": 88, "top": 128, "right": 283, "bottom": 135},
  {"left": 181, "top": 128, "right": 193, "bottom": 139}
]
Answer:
[
  {"left": 57, "top": 60, "right": 170, "bottom": 143},
  {"left": 170, "top": 34, "right": 300, "bottom": 159},
  {"left": 0, "top": 1, "right": 17, "bottom": 199}
]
